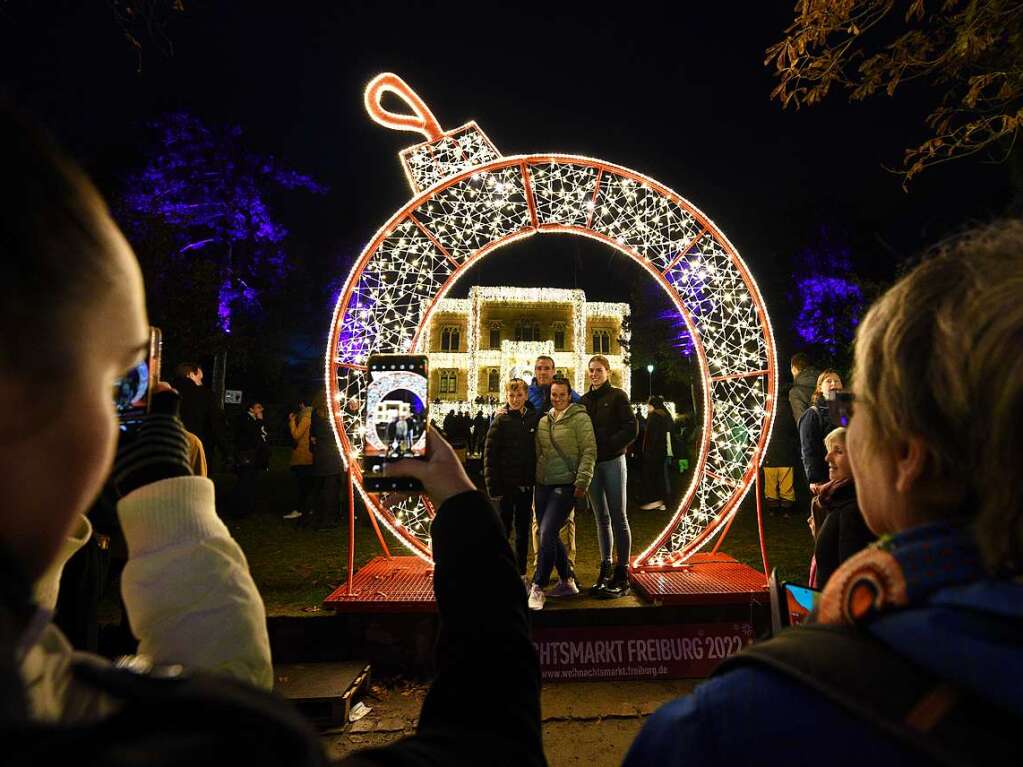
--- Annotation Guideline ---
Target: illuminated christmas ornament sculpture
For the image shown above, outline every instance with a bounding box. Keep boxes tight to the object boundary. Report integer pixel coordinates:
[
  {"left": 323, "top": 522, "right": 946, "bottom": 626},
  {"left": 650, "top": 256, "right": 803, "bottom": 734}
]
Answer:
[{"left": 327, "top": 73, "right": 777, "bottom": 569}]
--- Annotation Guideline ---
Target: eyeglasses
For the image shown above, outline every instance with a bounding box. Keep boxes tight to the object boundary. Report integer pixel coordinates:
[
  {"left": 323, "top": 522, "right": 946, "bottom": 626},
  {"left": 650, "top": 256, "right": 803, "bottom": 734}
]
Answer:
[{"left": 832, "top": 391, "right": 855, "bottom": 427}]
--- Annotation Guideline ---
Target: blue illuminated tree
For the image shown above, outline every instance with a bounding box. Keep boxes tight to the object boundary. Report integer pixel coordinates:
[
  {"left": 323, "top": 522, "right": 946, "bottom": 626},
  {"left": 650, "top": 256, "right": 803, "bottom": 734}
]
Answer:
[
  {"left": 122, "top": 112, "right": 325, "bottom": 335},
  {"left": 792, "top": 227, "right": 865, "bottom": 359}
]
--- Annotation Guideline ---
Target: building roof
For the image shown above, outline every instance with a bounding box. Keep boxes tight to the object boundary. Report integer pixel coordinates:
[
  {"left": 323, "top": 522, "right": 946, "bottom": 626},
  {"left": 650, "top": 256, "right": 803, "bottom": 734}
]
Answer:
[{"left": 433, "top": 286, "right": 629, "bottom": 316}]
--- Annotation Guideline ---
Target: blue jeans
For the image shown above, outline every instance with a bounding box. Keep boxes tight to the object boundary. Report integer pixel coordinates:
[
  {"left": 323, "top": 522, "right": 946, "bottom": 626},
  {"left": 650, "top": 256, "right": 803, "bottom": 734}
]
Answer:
[
  {"left": 532, "top": 484, "right": 575, "bottom": 587},
  {"left": 588, "top": 455, "right": 631, "bottom": 566}
]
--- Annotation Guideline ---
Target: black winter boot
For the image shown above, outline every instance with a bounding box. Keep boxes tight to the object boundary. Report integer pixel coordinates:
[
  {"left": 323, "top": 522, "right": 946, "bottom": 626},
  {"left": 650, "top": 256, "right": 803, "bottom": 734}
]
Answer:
[
  {"left": 597, "top": 565, "right": 631, "bottom": 599},
  {"left": 589, "top": 561, "right": 613, "bottom": 596}
]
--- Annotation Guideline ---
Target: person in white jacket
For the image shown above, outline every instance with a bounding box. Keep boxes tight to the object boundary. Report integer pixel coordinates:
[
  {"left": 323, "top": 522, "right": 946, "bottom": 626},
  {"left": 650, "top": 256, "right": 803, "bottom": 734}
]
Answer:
[
  {"left": 1, "top": 103, "right": 544, "bottom": 767},
  {"left": 0, "top": 105, "right": 272, "bottom": 727}
]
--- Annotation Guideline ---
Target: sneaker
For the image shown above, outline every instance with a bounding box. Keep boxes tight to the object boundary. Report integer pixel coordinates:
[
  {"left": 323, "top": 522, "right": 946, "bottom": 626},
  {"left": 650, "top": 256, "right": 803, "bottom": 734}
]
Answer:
[
  {"left": 548, "top": 577, "right": 579, "bottom": 598},
  {"left": 528, "top": 584, "right": 545, "bottom": 611},
  {"left": 282, "top": 510, "right": 303, "bottom": 520},
  {"left": 639, "top": 500, "right": 664, "bottom": 510}
]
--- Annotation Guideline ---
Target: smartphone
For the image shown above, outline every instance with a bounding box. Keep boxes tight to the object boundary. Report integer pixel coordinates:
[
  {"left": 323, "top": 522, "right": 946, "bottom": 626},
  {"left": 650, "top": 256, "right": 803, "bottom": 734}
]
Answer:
[
  {"left": 768, "top": 569, "right": 820, "bottom": 635},
  {"left": 115, "top": 326, "right": 162, "bottom": 435},
  {"left": 360, "top": 354, "right": 429, "bottom": 492}
]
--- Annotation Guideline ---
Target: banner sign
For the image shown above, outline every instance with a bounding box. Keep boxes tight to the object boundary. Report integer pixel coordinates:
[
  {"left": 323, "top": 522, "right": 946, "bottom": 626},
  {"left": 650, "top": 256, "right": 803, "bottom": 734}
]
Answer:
[{"left": 532, "top": 622, "right": 754, "bottom": 681}]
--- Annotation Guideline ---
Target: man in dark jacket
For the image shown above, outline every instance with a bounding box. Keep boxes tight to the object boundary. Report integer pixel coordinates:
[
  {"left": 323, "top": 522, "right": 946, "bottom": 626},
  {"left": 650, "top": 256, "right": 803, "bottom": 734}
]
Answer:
[
  {"left": 228, "top": 400, "right": 269, "bottom": 518},
  {"left": 788, "top": 352, "right": 819, "bottom": 425},
  {"left": 471, "top": 410, "right": 489, "bottom": 455},
  {"left": 762, "top": 381, "right": 799, "bottom": 514},
  {"left": 639, "top": 398, "right": 672, "bottom": 510},
  {"left": 442, "top": 409, "right": 456, "bottom": 438},
  {"left": 171, "top": 362, "right": 227, "bottom": 460},
  {"left": 484, "top": 379, "right": 539, "bottom": 580},
  {"left": 527, "top": 355, "right": 580, "bottom": 412}
]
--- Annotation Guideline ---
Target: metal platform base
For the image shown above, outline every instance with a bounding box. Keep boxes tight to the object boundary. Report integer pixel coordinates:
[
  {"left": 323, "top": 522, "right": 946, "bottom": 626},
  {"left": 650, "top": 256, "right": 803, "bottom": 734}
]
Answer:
[
  {"left": 316, "top": 554, "right": 768, "bottom": 680},
  {"left": 324, "top": 556, "right": 436, "bottom": 613},
  {"left": 630, "top": 553, "right": 767, "bottom": 606},
  {"left": 324, "top": 553, "right": 766, "bottom": 612}
]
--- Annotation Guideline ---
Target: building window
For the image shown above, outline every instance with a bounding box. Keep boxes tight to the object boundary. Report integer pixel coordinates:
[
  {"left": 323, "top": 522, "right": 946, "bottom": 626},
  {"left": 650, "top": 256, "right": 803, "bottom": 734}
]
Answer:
[
  {"left": 439, "top": 370, "right": 458, "bottom": 395},
  {"left": 489, "top": 325, "right": 501, "bottom": 349},
  {"left": 441, "top": 326, "right": 461, "bottom": 352},
  {"left": 515, "top": 321, "right": 541, "bottom": 342},
  {"left": 487, "top": 368, "right": 500, "bottom": 393},
  {"left": 592, "top": 329, "right": 611, "bottom": 354},
  {"left": 553, "top": 327, "right": 565, "bottom": 351},
  {"left": 555, "top": 368, "right": 569, "bottom": 381}
]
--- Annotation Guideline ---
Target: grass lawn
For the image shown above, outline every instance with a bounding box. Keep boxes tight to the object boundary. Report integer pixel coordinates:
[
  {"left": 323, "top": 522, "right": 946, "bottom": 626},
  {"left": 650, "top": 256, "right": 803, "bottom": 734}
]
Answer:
[{"left": 207, "top": 449, "right": 815, "bottom": 616}]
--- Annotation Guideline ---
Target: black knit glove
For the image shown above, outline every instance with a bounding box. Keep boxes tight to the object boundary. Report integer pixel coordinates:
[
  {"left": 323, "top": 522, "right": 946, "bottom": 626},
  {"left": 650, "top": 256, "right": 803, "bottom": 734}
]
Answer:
[{"left": 112, "top": 389, "right": 193, "bottom": 498}]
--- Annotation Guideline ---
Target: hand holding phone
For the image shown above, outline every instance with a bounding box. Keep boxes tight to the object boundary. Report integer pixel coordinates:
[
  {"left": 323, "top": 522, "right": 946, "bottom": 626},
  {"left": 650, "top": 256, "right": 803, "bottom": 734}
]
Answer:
[
  {"left": 383, "top": 428, "right": 474, "bottom": 509},
  {"left": 361, "top": 354, "right": 429, "bottom": 492}
]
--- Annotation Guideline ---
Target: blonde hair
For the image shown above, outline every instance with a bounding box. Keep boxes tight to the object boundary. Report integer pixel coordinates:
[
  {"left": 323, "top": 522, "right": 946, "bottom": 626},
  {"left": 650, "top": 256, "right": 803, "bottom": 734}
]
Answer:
[
  {"left": 824, "top": 426, "right": 846, "bottom": 452},
  {"left": 588, "top": 354, "right": 611, "bottom": 372},
  {"left": 852, "top": 221, "right": 1023, "bottom": 574},
  {"left": 812, "top": 369, "right": 842, "bottom": 406},
  {"left": 506, "top": 378, "right": 527, "bottom": 394}
]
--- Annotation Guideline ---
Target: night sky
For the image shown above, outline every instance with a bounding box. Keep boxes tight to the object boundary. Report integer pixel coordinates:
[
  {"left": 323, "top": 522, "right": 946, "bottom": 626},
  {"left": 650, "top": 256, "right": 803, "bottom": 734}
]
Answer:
[{"left": 1, "top": 1, "right": 1015, "bottom": 362}]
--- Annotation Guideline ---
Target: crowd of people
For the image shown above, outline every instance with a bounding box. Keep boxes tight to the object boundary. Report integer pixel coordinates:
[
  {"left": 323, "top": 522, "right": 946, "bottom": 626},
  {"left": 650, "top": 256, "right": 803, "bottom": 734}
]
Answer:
[
  {"left": 766, "top": 352, "right": 880, "bottom": 586},
  {"left": 4, "top": 105, "right": 1021, "bottom": 764}
]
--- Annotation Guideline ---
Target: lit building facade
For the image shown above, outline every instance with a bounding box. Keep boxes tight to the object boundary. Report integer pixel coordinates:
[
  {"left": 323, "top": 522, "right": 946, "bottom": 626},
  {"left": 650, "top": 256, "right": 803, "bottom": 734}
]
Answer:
[{"left": 419, "top": 287, "right": 630, "bottom": 408}]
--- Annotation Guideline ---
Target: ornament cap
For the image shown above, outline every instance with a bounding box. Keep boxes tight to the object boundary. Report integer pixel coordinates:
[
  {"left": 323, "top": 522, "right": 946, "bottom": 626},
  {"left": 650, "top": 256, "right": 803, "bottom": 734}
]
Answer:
[{"left": 364, "top": 72, "right": 503, "bottom": 193}]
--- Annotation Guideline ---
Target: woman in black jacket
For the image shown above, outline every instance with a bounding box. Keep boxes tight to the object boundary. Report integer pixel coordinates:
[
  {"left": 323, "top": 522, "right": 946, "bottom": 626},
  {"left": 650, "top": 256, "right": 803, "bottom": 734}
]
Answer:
[
  {"left": 810, "top": 426, "right": 874, "bottom": 588},
  {"left": 306, "top": 389, "right": 344, "bottom": 530},
  {"left": 579, "top": 355, "right": 637, "bottom": 597},
  {"left": 639, "top": 396, "right": 673, "bottom": 511},
  {"left": 797, "top": 369, "right": 843, "bottom": 487},
  {"left": 484, "top": 379, "right": 538, "bottom": 582}
]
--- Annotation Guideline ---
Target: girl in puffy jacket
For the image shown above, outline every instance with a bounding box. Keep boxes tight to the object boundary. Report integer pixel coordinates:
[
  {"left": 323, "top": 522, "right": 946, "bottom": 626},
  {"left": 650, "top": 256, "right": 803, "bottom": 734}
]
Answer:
[{"left": 528, "top": 378, "right": 597, "bottom": 610}]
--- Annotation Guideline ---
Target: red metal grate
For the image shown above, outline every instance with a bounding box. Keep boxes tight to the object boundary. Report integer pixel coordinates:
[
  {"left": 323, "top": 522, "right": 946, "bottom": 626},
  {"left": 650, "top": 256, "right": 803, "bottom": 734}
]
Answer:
[
  {"left": 631, "top": 553, "right": 768, "bottom": 606},
  {"left": 323, "top": 556, "right": 437, "bottom": 613}
]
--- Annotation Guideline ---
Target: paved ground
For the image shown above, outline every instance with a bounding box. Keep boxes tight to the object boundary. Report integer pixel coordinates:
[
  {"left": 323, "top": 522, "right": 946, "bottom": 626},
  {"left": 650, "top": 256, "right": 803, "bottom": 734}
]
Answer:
[{"left": 322, "top": 677, "right": 697, "bottom": 766}]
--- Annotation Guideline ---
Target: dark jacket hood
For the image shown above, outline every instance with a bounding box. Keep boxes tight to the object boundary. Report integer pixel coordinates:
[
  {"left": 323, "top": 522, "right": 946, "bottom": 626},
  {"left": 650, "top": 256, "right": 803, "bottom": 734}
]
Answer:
[
  {"left": 793, "top": 367, "right": 819, "bottom": 390},
  {"left": 868, "top": 524, "right": 1023, "bottom": 718}
]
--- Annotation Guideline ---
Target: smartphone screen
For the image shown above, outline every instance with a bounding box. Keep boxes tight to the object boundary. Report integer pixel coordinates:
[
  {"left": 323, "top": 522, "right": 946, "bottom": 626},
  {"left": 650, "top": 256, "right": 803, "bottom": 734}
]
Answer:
[
  {"left": 783, "top": 583, "right": 820, "bottom": 626},
  {"left": 768, "top": 569, "right": 821, "bottom": 635},
  {"left": 361, "top": 354, "right": 428, "bottom": 491},
  {"left": 116, "top": 327, "right": 162, "bottom": 434}
]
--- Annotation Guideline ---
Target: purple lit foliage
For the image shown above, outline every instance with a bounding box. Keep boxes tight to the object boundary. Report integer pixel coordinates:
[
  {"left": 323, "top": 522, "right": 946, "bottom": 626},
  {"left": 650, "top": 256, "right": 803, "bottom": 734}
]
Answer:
[
  {"left": 123, "top": 113, "right": 325, "bottom": 333},
  {"left": 658, "top": 307, "right": 695, "bottom": 357},
  {"left": 792, "top": 229, "right": 864, "bottom": 357}
]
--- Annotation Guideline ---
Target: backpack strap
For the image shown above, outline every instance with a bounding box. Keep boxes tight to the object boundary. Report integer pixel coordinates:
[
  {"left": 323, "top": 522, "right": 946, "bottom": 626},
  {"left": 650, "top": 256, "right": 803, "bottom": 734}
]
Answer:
[{"left": 715, "top": 623, "right": 1016, "bottom": 766}]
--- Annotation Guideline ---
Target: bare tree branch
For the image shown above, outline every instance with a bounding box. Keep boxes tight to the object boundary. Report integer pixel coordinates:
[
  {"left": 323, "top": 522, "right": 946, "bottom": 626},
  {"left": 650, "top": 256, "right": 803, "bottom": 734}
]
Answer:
[{"left": 768, "top": 0, "right": 1023, "bottom": 185}]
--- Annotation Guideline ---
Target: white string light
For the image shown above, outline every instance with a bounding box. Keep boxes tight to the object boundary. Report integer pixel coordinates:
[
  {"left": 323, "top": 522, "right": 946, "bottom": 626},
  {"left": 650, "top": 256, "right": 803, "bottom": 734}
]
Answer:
[{"left": 327, "top": 74, "right": 777, "bottom": 567}]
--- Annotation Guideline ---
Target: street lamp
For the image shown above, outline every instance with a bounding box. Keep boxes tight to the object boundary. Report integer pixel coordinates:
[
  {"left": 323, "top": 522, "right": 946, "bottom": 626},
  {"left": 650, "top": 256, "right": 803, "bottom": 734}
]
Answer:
[{"left": 646, "top": 363, "right": 654, "bottom": 398}]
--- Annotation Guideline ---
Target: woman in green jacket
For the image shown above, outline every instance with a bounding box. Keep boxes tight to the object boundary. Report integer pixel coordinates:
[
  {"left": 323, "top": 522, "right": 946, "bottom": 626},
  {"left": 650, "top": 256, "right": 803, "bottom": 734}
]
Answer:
[{"left": 528, "top": 378, "right": 597, "bottom": 610}]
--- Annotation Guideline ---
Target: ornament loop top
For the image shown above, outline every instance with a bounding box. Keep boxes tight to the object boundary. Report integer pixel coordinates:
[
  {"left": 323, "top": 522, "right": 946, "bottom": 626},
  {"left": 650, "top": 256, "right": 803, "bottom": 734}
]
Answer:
[{"left": 364, "top": 73, "right": 443, "bottom": 142}]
